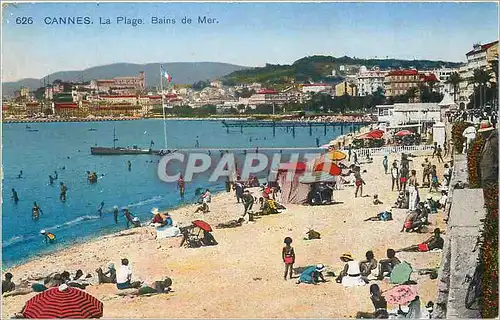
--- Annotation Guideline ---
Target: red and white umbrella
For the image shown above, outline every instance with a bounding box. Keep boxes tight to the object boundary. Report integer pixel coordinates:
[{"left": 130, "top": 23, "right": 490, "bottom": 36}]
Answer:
[
  {"left": 23, "top": 285, "right": 103, "bottom": 318},
  {"left": 395, "top": 130, "right": 413, "bottom": 137}
]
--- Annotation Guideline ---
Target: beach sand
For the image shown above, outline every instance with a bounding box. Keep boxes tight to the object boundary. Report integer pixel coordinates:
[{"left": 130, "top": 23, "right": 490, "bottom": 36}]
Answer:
[{"left": 2, "top": 152, "right": 450, "bottom": 318}]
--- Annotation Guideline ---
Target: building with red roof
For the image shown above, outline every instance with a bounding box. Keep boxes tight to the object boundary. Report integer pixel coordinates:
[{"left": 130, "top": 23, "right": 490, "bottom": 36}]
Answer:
[{"left": 384, "top": 69, "right": 421, "bottom": 97}]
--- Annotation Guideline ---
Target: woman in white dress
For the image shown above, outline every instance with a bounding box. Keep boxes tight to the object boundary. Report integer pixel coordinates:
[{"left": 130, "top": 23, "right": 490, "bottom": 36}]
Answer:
[{"left": 336, "top": 253, "right": 366, "bottom": 287}]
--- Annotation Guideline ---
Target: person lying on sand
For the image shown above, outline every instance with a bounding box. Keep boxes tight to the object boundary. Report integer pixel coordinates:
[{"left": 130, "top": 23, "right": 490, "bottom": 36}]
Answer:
[
  {"left": 296, "top": 264, "right": 327, "bottom": 285},
  {"left": 376, "top": 249, "right": 401, "bottom": 280},
  {"left": 364, "top": 208, "right": 393, "bottom": 222},
  {"left": 372, "top": 194, "right": 383, "bottom": 205},
  {"left": 359, "top": 251, "right": 378, "bottom": 283},
  {"left": 136, "top": 277, "right": 173, "bottom": 295},
  {"left": 215, "top": 218, "right": 245, "bottom": 229},
  {"left": 336, "top": 253, "right": 365, "bottom": 287},
  {"left": 396, "top": 228, "right": 444, "bottom": 253},
  {"left": 96, "top": 263, "right": 117, "bottom": 284}
]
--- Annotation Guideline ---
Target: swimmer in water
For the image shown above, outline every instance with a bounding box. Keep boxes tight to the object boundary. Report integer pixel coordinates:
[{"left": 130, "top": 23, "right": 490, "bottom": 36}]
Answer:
[
  {"left": 40, "top": 230, "right": 56, "bottom": 244},
  {"left": 113, "top": 206, "right": 119, "bottom": 224},
  {"left": 11, "top": 188, "right": 19, "bottom": 204},
  {"left": 32, "top": 202, "right": 43, "bottom": 220},
  {"left": 54, "top": 171, "right": 58, "bottom": 179},
  {"left": 60, "top": 182, "right": 67, "bottom": 201},
  {"left": 49, "top": 175, "right": 55, "bottom": 185},
  {"left": 17, "top": 170, "right": 23, "bottom": 179},
  {"left": 97, "top": 201, "right": 104, "bottom": 217}
]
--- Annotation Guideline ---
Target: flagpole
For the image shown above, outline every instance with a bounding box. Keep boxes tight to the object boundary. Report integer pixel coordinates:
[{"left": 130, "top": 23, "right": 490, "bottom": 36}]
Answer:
[{"left": 160, "top": 65, "right": 168, "bottom": 149}]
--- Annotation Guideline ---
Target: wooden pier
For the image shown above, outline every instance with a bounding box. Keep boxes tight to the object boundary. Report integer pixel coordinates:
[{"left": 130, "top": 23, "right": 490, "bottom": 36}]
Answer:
[{"left": 221, "top": 120, "right": 372, "bottom": 137}]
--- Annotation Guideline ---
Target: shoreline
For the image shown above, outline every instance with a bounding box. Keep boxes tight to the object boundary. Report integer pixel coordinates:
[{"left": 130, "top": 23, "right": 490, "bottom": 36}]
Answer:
[
  {"left": 3, "top": 115, "right": 375, "bottom": 124},
  {"left": 3, "top": 152, "right": 449, "bottom": 318}
]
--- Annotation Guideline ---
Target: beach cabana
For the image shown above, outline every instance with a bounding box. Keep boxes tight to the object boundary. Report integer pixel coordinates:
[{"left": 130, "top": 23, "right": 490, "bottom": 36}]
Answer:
[{"left": 275, "top": 162, "right": 310, "bottom": 205}]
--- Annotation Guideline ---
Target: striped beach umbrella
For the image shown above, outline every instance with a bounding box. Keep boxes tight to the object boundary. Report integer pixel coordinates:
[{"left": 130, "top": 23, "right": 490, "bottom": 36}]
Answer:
[{"left": 23, "top": 285, "right": 103, "bottom": 319}]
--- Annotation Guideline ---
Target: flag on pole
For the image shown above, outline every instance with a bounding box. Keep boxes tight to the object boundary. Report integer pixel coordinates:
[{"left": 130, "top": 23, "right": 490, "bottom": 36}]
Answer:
[{"left": 163, "top": 70, "right": 172, "bottom": 83}]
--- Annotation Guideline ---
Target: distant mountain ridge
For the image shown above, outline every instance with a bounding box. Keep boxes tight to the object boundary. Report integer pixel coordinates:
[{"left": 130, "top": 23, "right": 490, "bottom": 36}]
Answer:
[{"left": 2, "top": 62, "right": 249, "bottom": 96}]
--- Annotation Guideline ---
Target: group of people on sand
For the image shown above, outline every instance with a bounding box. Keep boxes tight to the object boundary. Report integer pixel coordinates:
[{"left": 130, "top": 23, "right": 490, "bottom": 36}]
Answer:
[{"left": 3, "top": 258, "right": 173, "bottom": 302}]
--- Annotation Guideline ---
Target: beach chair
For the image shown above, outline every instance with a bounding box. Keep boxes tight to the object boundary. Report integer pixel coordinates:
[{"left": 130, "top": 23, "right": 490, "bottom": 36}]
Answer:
[{"left": 179, "top": 226, "right": 203, "bottom": 248}]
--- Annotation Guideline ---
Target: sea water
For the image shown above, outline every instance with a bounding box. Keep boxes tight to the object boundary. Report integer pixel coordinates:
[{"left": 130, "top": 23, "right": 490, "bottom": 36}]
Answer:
[{"left": 2, "top": 119, "right": 362, "bottom": 266}]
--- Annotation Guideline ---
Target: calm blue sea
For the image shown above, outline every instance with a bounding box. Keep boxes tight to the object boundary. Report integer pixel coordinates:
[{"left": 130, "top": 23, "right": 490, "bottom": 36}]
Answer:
[{"left": 2, "top": 119, "right": 362, "bottom": 267}]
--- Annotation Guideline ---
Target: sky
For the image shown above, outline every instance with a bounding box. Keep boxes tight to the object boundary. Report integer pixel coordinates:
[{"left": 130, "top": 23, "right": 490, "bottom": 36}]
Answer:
[{"left": 1, "top": 2, "right": 499, "bottom": 82}]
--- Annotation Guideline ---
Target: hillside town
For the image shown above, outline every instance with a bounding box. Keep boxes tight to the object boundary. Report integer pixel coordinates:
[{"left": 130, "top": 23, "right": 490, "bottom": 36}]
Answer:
[{"left": 2, "top": 40, "right": 497, "bottom": 120}]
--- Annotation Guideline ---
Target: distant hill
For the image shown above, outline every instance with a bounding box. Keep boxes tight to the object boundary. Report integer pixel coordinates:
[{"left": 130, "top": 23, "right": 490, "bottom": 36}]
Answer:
[
  {"left": 2, "top": 62, "right": 248, "bottom": 96},
  {"left": 222, "top": 55, "right": 463, "bottom": 85}
]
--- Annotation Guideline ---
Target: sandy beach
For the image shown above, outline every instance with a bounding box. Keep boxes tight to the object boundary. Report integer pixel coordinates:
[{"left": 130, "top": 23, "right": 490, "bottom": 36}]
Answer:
[{"left": 2, "top": 152, "right": 449, "bottom": 318}]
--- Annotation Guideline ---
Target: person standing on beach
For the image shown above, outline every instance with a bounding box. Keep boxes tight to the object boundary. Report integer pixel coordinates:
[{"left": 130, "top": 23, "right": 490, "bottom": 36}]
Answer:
[
  {"left": 391, "top": 162, "right": 400, "bottom": 191},
  {"left": 59, "top": 182, "right": 67, "bottom": 201},
  {"left": 354, "top": 168, "right": 366, "bottom": 198},
  {"left": 234, "top": 181, "right": 244, "bottom": 203},
  {"left": 382, "top": 156, "right": 388, "bottom": 174},
  {"left": 432, "top": 142, "right": 438, "bottom": 159},
  {"left": 241, "top": 190, "right": 254, "bottom": 222},
  {"left": 399, "top": 166, "right": 408, "bottom": 193},
  {"left": 32, "top": 202, "right": 43, "bottom": 220},
  {"left": 11, "top": 188, "right": 19, "bottom": 204},
  {"left": 436, "top": 145, "right": 444, "bottom": 163},
  {"left": 429, "top": 165, "right": 439, "bottom": 192},
  {"left": 421, "top": 158, "right": 431, "bottom": 186},
  {"left": 97, "top": 202, "right": 104, "bottom": 217},
  {"left": 282, "top": 237, "right": 295, "bottom": 281},
  {"left": 177, "top": 175, "right": 185, "bottom": 199},
  {"left": 408, "top": 170, "right": 419, "bottom": 211},
  {"left": 113, "top": 206, "right": 119, "bottom": 224}
]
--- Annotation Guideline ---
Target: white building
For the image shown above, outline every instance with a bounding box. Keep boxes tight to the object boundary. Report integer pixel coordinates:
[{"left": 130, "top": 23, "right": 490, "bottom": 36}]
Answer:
[
  {"left": 433, "top": 66, "right": 459, "bottom": 96},
  {"left": 375, "top": 105, "right": 394, "bottom": 124},
  {"left": 391, "top": 103, "right": 441, "bottom": 126},
  {"left": 356, "top": 67, "right": 388, "bottom": 96},
  {"left": 300, "top": 83, "right": 332, "bottom": 94},
  {"left": 458, "top": 41, "right": 498, "bottom": 108}
]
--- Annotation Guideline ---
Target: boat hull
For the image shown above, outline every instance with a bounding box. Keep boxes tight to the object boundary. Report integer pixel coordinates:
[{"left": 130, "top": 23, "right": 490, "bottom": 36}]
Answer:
[{"left": 90, "top": 147, "right": 152, "bottom": 155}]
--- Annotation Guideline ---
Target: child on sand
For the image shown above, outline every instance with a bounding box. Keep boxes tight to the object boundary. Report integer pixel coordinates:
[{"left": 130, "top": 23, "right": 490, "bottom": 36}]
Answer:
[
  {"left": 282, "top": 237, "right": 295, "bottom": 280},
  {"left": 372, "top": 194, "right": 383, "bottom": 205}
]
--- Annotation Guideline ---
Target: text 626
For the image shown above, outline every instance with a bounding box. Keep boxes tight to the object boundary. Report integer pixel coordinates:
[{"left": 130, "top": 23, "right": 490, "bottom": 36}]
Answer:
[{"left": 16, "top": 17, "right": 34, "bottom": 24}]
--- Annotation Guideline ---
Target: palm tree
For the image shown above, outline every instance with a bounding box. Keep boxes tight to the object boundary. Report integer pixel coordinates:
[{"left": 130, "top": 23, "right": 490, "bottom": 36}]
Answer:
[
  {"left": 407, "top": 85, "right": 418, "bottom": 103},
  {"left": 446, "top": 72, "right": 461, "bottom": 103},
  {"left": 473, "top": 68, "right": 492, "bottom": 108}
]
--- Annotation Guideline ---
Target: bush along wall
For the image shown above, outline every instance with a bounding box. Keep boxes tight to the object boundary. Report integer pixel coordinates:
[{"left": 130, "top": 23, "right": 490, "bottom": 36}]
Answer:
[
  {"left": 451, "top": 121, "right": 472, "bottom": 154},
  {"left": 466, "top": 136, "right": 485, "bottom": 188},
  {"left": 479, "top": 181, "right": 499, "bottom": 318}
]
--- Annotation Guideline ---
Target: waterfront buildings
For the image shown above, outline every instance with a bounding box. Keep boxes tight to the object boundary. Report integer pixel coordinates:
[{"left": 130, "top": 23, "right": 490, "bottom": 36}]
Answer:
[
  {"left": 334, "top": 81, "right": 357, "bottom": 96},
  {"left": 90, "top": 72, "right": 146, "bottom": 95},
  {"left": 383, "top": 69, "right": 420, "bottom": 97},
  {"left": 356, "top": 67, "right": 387, "bottom": 96},
  {"left": 458, "top": 40, "right": 498, "bottom": 108}
]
